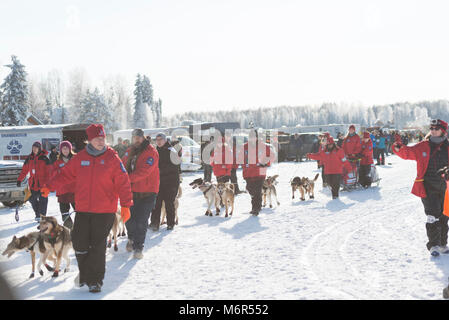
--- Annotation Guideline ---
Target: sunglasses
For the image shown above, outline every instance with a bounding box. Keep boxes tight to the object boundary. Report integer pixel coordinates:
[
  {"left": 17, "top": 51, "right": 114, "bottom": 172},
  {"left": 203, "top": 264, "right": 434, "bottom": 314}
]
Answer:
[{"left": 430, "top": 127, "right": 441, "bottom": 131}]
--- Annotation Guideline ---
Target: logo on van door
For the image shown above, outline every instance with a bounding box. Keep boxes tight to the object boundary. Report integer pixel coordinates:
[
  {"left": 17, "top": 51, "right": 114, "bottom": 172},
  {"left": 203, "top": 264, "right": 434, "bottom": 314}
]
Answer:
[{"left": 7, "top": 140, "right": 22, "bottom": 154}]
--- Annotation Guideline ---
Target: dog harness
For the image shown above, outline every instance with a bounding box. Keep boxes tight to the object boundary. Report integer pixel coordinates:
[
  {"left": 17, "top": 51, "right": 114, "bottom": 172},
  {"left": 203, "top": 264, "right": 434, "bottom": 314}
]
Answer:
[{"left": 201, "top": 184, "right": 213, "bottom": 195}]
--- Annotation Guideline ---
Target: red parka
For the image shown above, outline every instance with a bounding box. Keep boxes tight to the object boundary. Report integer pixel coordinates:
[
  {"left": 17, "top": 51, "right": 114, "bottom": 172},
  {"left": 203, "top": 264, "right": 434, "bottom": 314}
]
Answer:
[
  {"left": 308, "top": 146, "right": 351, "bottom": 175},
  {"left": 50, "top": 155, "right": 76, "bottom": 203},
  {"left": 48, "top": 147, "right": 133, "bottom": 213},
  {"left": 343, "top": 134, "right": 362, "bottom": 157},
  {"left": 18, "top": 150, "right": 50, "bottom": 191},
  {"left": 121, "top": 143, "right": 160, "bottom": 194},
  {"left": 210, "top": 143, "right": 233, "bottom": 177},
  {"left": 393, "top": 140, "right": 449, "bottom": 198},
  {"left": 240, "top": 142, "right": 275, "bottom": 179},
  {"left": 360, "top": 139, "right": 374, "bottom": 165}
]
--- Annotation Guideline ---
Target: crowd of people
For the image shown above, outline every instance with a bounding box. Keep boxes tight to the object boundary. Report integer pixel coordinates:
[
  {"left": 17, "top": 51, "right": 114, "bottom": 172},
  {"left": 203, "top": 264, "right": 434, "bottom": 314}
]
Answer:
[
  {"left": 13, "top": 120, "right": 449, "bottom": 293},
  {"left": 15, "top": 124, "right": 277, "bottom": 293},
  {"left": 308, "top": 120, "right": 449, "bottom": 258}
]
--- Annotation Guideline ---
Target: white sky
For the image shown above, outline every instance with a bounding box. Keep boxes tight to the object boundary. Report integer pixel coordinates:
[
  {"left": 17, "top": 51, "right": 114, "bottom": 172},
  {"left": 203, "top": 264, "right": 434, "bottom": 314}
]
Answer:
[{"left": 1, "top": 0, "right": 449, "bottom": 116}]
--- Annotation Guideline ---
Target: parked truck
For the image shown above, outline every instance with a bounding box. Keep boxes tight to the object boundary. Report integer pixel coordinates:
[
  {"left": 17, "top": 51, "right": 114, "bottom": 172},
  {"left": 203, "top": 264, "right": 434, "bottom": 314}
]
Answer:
[{"left": 0, "top": 160, "right": 28, "bottom": 207}]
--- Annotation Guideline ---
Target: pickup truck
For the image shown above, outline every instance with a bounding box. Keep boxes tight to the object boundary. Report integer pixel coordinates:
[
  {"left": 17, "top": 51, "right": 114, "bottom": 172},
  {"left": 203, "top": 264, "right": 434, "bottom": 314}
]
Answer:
[{"left": 0, "top": 160, "right": 27, "bottom": 207}]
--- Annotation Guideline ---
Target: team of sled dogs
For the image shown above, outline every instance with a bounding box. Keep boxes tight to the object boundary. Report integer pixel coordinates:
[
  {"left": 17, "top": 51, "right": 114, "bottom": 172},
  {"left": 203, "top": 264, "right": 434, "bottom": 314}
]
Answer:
[
  {"left": 189, "top": 172, "right": 320, "bottom": 216},
  {"left": 2, "top": 172, "right": 322, "bottom": 278}
]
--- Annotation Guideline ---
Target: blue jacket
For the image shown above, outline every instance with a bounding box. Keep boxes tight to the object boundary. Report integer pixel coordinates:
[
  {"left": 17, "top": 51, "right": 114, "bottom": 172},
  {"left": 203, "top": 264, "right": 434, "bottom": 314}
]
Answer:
[{"left": 376, "top": 136, "right": 386, "bottom": 149}]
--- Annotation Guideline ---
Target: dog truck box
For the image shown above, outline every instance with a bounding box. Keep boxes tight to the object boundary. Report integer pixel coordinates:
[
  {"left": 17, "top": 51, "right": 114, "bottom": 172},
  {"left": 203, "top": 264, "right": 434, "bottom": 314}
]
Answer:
[{"left": 0, "top": 124, "right": 90, "bottom": 162}]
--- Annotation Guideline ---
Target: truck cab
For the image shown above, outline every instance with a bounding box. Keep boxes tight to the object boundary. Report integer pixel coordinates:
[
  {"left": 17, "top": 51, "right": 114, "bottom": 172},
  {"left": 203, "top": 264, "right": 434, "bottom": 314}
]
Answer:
[{"left": 0, "top": 160, "right": 28, "bottom": 207}]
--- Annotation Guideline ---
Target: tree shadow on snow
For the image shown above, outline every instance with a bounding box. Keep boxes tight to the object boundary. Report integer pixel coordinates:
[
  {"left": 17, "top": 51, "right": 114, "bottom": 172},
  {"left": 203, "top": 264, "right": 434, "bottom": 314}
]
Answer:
[{"left": 219, "top": 216, "right": 268, "bottom": 239}]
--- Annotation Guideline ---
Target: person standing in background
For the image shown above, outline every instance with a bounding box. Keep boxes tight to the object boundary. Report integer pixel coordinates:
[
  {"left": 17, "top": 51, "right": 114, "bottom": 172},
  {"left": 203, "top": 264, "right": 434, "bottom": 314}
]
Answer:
[
  {"left": 122, "top": 129, "right": 159, "bottom": 259},
  {"left": 17, "top": 141, "right": 50, "bottom": 222}
]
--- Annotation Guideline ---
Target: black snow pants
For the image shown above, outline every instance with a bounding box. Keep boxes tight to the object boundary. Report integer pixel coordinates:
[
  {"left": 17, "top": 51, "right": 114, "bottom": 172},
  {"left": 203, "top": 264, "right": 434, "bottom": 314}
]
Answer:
[
  {"left": 421, "top": 189, "right": 448, "bottom": 251},
  {"left": 358, "top": 165, "right": 372, "bottom": 188},
  {"left": 245, "top": 178, "right": 264, "bottom": 213},
  {"left": 203, "top": 164, "right": 212, "bottom": 182},
  {"left": 71, "top": 212, "right": 115, "bottom": 287},
  {"left": 30, "top": 190, "right": 48, "bottom": 218},
  {"left": 327, "top": 174, "right": 341, "bottom": 198},
  {"left": 230, "top": 168, "right": 241, "bottom": 193},
  {"left": 151, "top": 183, "right": 179, "bottom": 228}
]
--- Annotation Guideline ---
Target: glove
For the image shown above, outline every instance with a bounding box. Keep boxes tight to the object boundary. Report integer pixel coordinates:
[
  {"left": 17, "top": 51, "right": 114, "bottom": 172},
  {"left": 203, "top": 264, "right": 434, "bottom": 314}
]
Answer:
[
  {"left": 438, "top": 167, "right": 449, "bottom": 181},
  {"left": 120, "top": 207, "right": 131, "bottom": 223},
  {"left": 17, "top": 181, "right": 21, "bottom": 187},
  {"left": 40, "top": 187, "right": 50, "bottom": 198}
]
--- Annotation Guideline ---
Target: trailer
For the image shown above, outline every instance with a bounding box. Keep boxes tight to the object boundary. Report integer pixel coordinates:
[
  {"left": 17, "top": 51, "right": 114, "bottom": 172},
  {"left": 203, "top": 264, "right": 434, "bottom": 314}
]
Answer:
[{"left": 0, "top": 124, "right": 90, "bottom": 161}]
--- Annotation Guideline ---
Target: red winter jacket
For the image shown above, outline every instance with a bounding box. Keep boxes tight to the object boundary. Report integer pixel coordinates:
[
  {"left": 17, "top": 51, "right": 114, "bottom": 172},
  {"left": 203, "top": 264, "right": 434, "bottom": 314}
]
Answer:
[
  {"left": 210, "top": 144, "right": 233, "bottom": 177},
  {"left": 122, "top": 143, "right": 160, "bottom": 194},
  {"left": 308, "top": 146, "right": 351, "bottom": 175},
  {"left": 343, "top": 134, "right": 362, "bottom": 157},
  {"left": 360, "top": 140, "right": 374, "bottom": 165},
  {"left": 50, "top": 155, "right": 76, "bottom": 197},
  {"left": 48, "top": 147, "right": 133, "bottom": 213},
  {"left": 393, "top": 140, "right": 449, "bottom": 198},
  {"left": 18, "top": 150, "right": 50, "bottom": 191},
  {"left": 240, "top": 142, "right": 275, "bottom": 180}
]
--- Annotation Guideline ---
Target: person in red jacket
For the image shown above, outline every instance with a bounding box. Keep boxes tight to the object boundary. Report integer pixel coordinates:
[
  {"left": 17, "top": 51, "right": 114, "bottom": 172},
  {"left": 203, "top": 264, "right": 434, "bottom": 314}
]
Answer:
[
  {"left": 359, "top": 132, "right": 374, "bottom": 188},
  {"left": 308, "top": 137, "right": 351, "bottom": 199},
  {"left": 393, "top": 119, "right": 449, "bottom": 257},
  {"left": 210, "top": 137, "right": 233, "bottom": 183},
  {"left": 45, "top": 124, "right": 133, "bottom": 293},
  {"left": 239, "top": 130, "right": 276, "bottom": 216},
  {"left": 121, "top": 129, "right": 159, "bottom": 259},
  {"left": 49, "top": 141, "right": 76, "bottom": 229},
  {"left": 17, "top": 141, "right": 50, "bottom": 222},
  {"left": 342, "top": 125, "right": 362, "bottom": 160}
]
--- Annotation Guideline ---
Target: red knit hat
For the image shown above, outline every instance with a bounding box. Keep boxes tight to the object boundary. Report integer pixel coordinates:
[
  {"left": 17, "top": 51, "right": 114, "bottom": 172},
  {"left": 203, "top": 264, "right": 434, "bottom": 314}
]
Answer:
[
  {"left": 431, "top": 119, "right": 448, "bottom": 135},
  {"left": 86, "top": 124, "right": 106, "bottom": 141},
  {"left": 59, "top": 140, "right": 72, "bottom": 152},
  {"left": 349, "top": 124, "right": 356, "bottom": 131}
]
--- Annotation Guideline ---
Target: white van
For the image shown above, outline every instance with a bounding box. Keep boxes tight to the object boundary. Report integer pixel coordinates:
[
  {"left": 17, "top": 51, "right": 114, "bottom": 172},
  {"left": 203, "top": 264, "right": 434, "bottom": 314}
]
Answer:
[
  {"left": 0, "top": 124, "right": 90, "bottom": 161},
  {"left": 113, "top": 128, "right": 202, "bottom": 171}
]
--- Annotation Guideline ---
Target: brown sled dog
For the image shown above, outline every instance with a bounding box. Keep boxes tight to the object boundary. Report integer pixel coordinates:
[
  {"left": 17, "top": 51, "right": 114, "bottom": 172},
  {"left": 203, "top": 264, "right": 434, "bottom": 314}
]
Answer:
[
  {"left": 2, "top": 232, "right": 57, "bottom": 279},
  {"left": 108, "top": 209, "right": 126, "bottom": 252},
  {"left": 215, "top": 182, "right": 235, "bottom": 217},
  {"left": 262, "top": 175, "right": 280, "bottom": 208},
  {"left": 38, "top": 215, "right": 72, "bottom": 277},
  {"left": 291, "top": 173, "right": 319, "bottom": 201}
]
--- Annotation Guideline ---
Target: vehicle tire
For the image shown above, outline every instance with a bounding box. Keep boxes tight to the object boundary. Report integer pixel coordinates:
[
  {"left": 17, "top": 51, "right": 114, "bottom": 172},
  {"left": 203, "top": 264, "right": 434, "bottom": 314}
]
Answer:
[{"left": 1, "top": 201, "right": 22, "bottom": 208}]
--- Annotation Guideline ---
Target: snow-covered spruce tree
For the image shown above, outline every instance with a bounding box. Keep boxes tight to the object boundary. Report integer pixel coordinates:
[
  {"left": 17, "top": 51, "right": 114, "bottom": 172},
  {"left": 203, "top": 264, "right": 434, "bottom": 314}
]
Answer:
[
  {"left": 154, "top": 98, "right": 162, "bottom": 127},
  {"left": 78, "top": 88, "right": 114, "bottom": 130},
  {"left": 133, "top": 74, "right": 151, "bottom": 128},
  {"left": 0, "top": 55, "right": 29, "bottom": 126},
  {"left": 141, "top": 75, "right": 153, "bottom": 105}
]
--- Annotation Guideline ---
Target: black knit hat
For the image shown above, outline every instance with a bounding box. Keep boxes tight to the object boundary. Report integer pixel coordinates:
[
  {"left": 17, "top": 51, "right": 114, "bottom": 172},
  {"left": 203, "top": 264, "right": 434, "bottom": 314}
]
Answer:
[{"left": 132, "top": 128, "right": 145, "bottom": 137}]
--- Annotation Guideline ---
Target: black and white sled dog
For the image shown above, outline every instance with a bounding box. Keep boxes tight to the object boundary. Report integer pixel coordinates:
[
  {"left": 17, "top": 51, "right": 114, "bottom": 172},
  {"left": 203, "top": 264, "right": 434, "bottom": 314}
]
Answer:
[
  {"left": 189, "top": 178, "right": 219, "bottom": 216},
  {"left": 262, "top": 175, "right": 280, "bottom": 208}
]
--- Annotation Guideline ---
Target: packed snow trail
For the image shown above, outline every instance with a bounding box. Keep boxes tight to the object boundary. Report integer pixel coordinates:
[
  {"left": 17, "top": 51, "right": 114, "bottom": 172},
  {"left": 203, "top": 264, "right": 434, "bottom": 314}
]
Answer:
[{"left": 1, "top": 154, "right": 449, "bottom": 299}]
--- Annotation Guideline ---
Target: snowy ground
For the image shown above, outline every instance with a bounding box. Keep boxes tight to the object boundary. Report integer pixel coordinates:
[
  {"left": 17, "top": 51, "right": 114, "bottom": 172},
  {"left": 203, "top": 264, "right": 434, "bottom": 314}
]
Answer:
[{"left": 1, "top": 153, "right": 449, "bottom": 300}]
